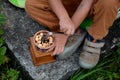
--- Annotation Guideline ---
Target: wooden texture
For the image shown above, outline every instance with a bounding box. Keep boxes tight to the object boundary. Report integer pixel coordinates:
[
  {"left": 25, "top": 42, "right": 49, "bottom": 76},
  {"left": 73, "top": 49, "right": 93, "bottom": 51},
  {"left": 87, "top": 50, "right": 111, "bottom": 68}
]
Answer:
[{"left": 29, "top": 37, "right": 56, "bottom": 66}]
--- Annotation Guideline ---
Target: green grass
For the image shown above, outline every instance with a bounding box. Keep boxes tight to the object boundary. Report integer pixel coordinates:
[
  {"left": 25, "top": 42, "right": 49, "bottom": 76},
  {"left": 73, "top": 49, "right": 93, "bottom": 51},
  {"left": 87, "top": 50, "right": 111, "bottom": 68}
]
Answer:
[
  {"left": 0, "top": 2, "right": 22, "bottom": 80},
  {"left": 70, "top": 47, "right": 120, "bottom": 80},
  {"left": 0, "top": 14, "right": 6, "bottom": 25}
]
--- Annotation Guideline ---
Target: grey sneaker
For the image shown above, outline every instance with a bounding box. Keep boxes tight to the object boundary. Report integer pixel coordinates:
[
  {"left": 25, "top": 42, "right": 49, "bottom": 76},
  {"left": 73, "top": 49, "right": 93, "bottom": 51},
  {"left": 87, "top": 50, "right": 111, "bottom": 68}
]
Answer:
[
  {"left": 57, "top": 31, "right": 86, "bottom": 59},
  {"left": 79, "top": 39, "right": 105, "bottom": 69}
]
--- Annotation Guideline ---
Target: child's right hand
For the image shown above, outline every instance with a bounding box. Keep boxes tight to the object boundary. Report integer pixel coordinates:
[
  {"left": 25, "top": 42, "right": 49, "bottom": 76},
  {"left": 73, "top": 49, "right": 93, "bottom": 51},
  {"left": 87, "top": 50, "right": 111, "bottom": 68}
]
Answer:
[{"left": 59, "top": 17, "right": 76, "bottom": 35}]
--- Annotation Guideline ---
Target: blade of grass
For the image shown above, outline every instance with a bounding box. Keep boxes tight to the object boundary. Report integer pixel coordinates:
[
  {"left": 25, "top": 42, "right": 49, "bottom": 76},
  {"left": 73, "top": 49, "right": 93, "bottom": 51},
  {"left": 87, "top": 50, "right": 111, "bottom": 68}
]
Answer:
[
  {"left": 96, "top": 59, "right": 114, "bottom": 68},
  {"left": 70, "top": 69, "right": 86, "bottom": 80},
  {"left": 76, "top": 68, "right": 102, "bottom": 80},
  {"left": 70, "top": 69, "right": 81, "bottom": 79}
]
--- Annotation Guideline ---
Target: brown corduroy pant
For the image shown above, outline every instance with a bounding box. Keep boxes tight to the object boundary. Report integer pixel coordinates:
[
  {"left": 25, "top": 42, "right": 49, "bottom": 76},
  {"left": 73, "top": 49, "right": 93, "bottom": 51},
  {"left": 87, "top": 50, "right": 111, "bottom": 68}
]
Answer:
[{"left": 25, "top": 0, "right": 120, "bottom": 39}]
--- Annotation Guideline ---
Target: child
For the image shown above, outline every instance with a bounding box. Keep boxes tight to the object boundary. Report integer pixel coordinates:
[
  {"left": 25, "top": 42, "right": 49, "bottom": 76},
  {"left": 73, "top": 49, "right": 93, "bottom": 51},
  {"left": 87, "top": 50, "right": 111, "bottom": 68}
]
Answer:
[{"left": 25, "top": 0, "right": 120, "bottom": 69}]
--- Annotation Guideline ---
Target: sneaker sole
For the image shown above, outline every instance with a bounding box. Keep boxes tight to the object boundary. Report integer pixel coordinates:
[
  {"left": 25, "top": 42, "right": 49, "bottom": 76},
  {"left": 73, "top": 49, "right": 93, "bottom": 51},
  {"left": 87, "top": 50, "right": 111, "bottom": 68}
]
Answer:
[{"left": 79, "top": 59, "right": 96, "bottom": 69}]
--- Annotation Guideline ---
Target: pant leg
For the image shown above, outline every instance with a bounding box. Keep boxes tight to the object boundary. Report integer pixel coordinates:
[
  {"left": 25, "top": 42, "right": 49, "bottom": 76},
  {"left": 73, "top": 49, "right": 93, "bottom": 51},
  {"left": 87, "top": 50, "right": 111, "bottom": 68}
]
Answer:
[
  {"left": 25, "top": 0, "right": 60, "bottom": 32},
  {"left": 25, "top": 0, "right": 81, "bottom": 32},
  {"left": 88, "top": 0, "right": 120, "bottom": 39}
]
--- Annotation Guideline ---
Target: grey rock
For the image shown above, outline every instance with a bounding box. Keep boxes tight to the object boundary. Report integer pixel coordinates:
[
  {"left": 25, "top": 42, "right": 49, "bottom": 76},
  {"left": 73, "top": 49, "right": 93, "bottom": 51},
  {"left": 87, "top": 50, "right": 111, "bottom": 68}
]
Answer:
[
  {"left": 1, "top": 1, "right": 120, "bottom": 80},
  {"left": 1, "top": 1, "right": 82, "bottom": 80}
]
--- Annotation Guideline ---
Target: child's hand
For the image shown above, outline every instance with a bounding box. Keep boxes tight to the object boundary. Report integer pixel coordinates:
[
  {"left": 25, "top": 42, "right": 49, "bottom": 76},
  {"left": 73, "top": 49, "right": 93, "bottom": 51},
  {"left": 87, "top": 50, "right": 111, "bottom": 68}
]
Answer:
[
  {"left": 52, "top": 34, "right": 69, "bottom": 56},
  {"left": 59, "top": 17, "right": 75, "bottom": 35}
]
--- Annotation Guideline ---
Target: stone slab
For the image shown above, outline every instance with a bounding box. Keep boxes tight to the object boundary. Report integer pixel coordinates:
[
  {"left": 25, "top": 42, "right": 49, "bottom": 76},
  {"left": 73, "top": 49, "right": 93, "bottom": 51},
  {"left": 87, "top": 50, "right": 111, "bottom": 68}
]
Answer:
[
  {"left": 1, "top": 1, "right": 81, "bottom": 80},
  {"left": 1, "top": 1, "right": 120, "bottom": 80}
]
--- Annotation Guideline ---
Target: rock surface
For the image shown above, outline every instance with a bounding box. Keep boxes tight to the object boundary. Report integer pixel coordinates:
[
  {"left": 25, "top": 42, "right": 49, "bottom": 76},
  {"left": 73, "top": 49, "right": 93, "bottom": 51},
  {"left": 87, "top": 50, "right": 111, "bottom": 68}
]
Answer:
[
  {"left": 1, "top": 1, "right": 81, "bottom": 80},
  {"left": 1, "top": 1, "right": 120, "bottom": 80}
]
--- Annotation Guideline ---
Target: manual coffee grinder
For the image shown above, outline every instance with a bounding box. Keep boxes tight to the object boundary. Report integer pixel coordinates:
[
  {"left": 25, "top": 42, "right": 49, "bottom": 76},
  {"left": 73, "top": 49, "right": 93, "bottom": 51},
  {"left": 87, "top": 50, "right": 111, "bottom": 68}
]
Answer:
[{"left": 29, "top": 30, "right": 56, "bottom": 66}]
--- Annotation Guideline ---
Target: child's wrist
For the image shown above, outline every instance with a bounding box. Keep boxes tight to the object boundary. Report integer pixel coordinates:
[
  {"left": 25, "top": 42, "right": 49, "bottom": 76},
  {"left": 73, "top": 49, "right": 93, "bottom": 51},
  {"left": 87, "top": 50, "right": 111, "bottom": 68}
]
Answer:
[{"left": 59, "top": 14, "right": 70, "bottom": 20}]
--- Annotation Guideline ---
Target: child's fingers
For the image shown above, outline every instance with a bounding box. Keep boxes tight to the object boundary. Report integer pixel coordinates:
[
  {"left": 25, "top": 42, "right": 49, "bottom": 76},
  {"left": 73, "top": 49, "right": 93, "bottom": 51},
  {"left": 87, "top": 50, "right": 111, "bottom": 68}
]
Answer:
[
  {"left": 57, "top": 46, "right": 64, "bottom": 55},
  {"left": 52, "top": 46, "right": 58, "bottom": 56},
  {"left": 66, "top": 28, "right": 74, "bottom": 35},
  {"left": 52, "top": 46, "right": 64, "bottom": 56}
]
